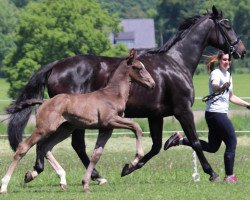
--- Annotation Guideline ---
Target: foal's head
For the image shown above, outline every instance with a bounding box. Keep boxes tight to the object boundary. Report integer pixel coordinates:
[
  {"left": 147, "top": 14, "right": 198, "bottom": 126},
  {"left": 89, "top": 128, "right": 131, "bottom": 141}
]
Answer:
[{"left": 126, "top": 49, "right": 155, "bottom": 89}]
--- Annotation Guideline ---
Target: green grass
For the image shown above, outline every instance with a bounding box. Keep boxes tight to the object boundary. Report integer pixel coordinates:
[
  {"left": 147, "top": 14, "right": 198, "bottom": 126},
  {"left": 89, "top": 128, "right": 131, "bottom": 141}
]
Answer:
[
  {"left": 0, "top": 78, "right": 10, "bottom": 99},
  {"left": 0, "top": 136, "right": 250, "bottom": 199},
  {"left": 0, "top": 78, "right": 11, "bottom": 114}
]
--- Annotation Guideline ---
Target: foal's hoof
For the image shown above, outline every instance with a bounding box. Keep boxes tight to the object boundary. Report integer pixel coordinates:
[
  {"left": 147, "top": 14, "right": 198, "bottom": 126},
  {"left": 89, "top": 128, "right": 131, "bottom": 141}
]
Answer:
[
  {"left": 96, "top": 178, "right": 108, "bottom": 185},
  {"left": 24, "top": 171, "right": 34, "bottom": 183},
  {"left": 60, "top": 183, "right": 67, "bottom": 190},
  {"left": 83, "top": 186, "right": 90, "bottom": 193},
  {"left": 0, "top": 188, "right": 7, "bottom": 195},
  {"left": 121, "top": 163, "right": 135, "bottom": 177},
  {"left": 0, "top": 190, "right": 7, "bottom": 195},
  {"left": 209, "top": 173, "right": 220, "bottom": 182}
]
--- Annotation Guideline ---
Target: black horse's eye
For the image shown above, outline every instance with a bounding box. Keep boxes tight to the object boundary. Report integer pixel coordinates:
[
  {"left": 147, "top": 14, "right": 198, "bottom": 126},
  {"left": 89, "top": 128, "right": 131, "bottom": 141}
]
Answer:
[{"left": 221, "top": 19, "right": 231, "bottom": 29}]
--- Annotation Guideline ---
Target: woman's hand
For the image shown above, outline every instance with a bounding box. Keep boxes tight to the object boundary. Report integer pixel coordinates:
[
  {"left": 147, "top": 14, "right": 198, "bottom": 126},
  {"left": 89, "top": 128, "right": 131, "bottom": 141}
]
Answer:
[{"left": 221, "top": 82, "right": 230, "bottom": 92}]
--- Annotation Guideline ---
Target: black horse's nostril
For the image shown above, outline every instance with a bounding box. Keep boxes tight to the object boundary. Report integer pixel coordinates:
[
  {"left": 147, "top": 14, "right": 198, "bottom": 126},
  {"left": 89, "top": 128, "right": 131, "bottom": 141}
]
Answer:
[{"left": 241, "top": 50, "right": 246, "bottom": 59}]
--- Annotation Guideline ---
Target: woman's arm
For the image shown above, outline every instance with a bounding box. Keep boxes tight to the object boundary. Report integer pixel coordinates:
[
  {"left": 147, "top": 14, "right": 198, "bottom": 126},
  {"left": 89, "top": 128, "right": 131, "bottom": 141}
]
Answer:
[{"left": 229, "top": 91, "right": 250, "bottom": 108}]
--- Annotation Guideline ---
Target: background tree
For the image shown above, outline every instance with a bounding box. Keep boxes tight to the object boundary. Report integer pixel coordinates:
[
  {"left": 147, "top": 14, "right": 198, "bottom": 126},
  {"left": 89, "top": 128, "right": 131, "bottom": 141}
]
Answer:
[
  {"left": 0, "top": 0, "right": 19, "bottom": 76},
  {"left": 155, "top": 0, "right": 204, "bottom": 46},
  {"left": 10, "top": 0, "right": 38, "bottom": 8},
  {"left": 99, "top": 0, "right": 157, "bottom": 18},
  {"left": 233, "top": 0, "right": 250, "bottom": 71},
  {"left": 3, "top": 0, "right": 123, "bottom": 98}
]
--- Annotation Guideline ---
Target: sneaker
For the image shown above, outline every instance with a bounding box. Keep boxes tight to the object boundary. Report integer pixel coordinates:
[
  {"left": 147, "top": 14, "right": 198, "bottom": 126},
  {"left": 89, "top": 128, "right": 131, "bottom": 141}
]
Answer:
[
  {"left": 163, "top": 132, "right": 183, "bottom": 150},
  {"left": 224, "top": 175, "right": 238, "bottom": 183},
  {"left": 209, "top": 174, "right": 220, "bottom": 182}
]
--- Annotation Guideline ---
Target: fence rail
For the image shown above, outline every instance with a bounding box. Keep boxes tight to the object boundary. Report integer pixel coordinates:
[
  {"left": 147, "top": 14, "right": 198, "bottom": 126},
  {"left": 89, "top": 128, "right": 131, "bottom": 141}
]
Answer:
[
  {"left": 1, "top": 130, "right": 250, "bottom": 139},
  {"left": 1, "top": 97, "right": 250, "bottom": 102}
]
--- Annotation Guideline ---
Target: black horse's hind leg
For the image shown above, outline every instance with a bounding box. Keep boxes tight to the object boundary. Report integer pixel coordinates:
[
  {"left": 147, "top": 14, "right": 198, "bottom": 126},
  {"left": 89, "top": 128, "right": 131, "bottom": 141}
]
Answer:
[
  {"left": 71, "top": 129, "right": 104, "bottom": 181},
  {"left": 121, "top": 117, "right": 163, "bottom": 176},
  {"left": 175, "top": 110, "right": 219, "bottom": 181}
]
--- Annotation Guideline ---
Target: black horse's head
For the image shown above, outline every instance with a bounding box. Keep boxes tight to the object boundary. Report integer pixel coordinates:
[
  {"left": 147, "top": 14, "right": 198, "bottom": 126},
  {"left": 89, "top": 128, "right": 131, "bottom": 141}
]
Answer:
[{"left": 209, "top": 6, "right": 246, "bottom": 59}]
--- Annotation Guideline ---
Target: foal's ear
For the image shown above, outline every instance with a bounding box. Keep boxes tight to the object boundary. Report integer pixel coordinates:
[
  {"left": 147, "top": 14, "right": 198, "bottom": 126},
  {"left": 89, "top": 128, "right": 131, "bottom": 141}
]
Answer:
[{"left": 127, "top": 48, "right": 137, "bottom": 65}]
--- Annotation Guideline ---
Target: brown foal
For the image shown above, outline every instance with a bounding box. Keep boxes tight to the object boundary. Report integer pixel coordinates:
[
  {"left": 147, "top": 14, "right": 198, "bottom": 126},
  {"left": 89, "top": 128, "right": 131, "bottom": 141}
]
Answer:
[{"left": 0, "top": 49, "right": 155, "bottom": 194}]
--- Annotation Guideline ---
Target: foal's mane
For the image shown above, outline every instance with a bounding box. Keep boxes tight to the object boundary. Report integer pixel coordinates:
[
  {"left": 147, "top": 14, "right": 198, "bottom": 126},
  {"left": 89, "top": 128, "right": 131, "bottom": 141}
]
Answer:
[
  {"left": 103, "top": 58, "right": 126, "bottom": 87},
  {"left": 146, "top": 13, "right": 210, "bottom": 55}
]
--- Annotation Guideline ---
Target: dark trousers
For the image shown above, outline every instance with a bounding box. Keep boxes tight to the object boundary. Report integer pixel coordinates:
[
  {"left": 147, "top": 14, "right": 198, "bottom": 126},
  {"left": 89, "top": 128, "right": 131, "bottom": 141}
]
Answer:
[{"left": 183, "top": 111, "right": 237, "bottom": 175}]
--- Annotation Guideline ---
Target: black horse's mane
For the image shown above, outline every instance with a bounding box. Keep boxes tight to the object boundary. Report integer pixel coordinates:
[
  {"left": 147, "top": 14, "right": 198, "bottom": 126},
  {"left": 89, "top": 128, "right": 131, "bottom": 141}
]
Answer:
[{"left": 145, "top": 13, "right": 209, "bottom": 55}]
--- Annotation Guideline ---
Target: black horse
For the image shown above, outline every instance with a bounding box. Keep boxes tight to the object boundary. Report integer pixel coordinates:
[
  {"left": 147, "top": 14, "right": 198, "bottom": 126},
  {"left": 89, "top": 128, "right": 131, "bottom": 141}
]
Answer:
[{"left": 7, "top": 6, "right": 246, "bottom": 183}]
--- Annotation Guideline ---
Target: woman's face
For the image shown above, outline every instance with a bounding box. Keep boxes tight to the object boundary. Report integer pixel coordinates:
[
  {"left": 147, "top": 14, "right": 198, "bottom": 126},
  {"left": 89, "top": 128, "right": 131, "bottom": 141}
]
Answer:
[{"left": 219, "top": 54, "right": 230, "bottom": 72}]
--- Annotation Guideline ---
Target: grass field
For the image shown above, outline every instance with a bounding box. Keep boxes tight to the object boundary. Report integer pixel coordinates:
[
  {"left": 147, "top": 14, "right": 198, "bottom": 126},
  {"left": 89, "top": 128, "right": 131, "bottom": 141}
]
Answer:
[
  {"left": 0, "top": 136, "right": 250, "bottom": 199},
  {"left": 0, "top": 75, "right": 250, "bottom": 199},
  {"left": 0, "top": 78, "right": 11, "bottom": 114}
]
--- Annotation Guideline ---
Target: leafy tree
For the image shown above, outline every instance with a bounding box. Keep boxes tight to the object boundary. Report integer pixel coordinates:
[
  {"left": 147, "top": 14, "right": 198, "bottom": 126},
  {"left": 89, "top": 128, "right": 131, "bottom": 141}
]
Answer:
[
  {"left": 10, "top": 0, "right": 39, "bottom": 8},
  {"left": 3, "top": 0, "right": 121, "bottom": 98},
  {"left": 155, "top": 0, "right": 204, "bottom": 45},
  {"left": 101, "top": 43, "right": 128, "bottom": 57},
  {"left": 99, "top": 0, "right": 157, "bottom": 18},
  {"left": 0, "top": 0, "right": 19, "bottom": 75},
  {"left": 232, "top": 0, "right": 250, "bottom": 70}
]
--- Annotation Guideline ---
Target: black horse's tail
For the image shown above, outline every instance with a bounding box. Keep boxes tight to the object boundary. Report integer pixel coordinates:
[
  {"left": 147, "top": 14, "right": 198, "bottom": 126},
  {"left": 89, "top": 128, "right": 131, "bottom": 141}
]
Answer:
[{"left": 7, "top": 61, "right": 58, "bottom": 151}]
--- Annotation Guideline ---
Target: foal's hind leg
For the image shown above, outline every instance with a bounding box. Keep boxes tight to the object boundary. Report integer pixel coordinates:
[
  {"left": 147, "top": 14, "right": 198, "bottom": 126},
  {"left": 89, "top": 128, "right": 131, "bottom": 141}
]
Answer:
[
  {"left": 71, "top": 129, "right": 107, "bottom": 185},
  {"left": 25, "top": 124, "right": 73, "bottom": 189},
  {"left": 83, "top": 129, "right": 112, "bottom": 192},
  {"left": 1, "top": 129, "right": 44, "bottom": 194}
]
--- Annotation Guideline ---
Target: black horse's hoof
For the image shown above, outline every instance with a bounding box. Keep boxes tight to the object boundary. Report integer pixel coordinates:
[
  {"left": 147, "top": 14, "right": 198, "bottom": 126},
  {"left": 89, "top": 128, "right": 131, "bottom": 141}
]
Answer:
[
  {"left": 137, "top": 162, "right": 144, "bottom": 168},
  {"left": 24, "top": 171, "right": 34, "bottom": 183},
  {"left": 209, "top": 172, "right": 220, "bottom": 182},
  {"left": 121, "top": 164, "right": 135, "bottom": 177}
]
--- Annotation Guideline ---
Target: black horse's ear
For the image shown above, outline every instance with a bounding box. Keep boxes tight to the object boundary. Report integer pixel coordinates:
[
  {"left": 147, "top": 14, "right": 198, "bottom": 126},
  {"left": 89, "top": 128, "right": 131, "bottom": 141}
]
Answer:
[
  {"left": 220, "top": 10, "right": 223, "bottom": 18},
  {"left": 212, "top": 5, "right": 219, "bottom": 18},
  {"left": 127, "top": 48, "right": 137, "bottom": 65}
]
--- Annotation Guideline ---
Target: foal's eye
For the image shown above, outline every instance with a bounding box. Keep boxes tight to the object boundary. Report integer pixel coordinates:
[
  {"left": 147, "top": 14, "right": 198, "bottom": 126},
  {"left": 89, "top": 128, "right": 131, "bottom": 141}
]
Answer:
[{"left": 132, "top": 66, "right": 141, "bottom": 72}]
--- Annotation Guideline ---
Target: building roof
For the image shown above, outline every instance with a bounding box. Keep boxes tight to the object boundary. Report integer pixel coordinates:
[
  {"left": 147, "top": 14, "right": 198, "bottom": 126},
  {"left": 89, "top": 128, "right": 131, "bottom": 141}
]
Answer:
[{"left": 110, "top": 18, "right": 156, "bottom": 50}]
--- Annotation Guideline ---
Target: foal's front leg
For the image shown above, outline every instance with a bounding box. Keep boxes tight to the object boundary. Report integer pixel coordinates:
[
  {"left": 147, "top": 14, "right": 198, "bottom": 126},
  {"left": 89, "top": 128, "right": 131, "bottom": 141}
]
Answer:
[
  {"left": 83, "top": 129, "right": 112, "bottom": 192},
  {"left": 71, "top": 129, "right": 107, "bottom": 185},
  {"left": 109, "top": 116, "right": 144, "bottom": 173}
]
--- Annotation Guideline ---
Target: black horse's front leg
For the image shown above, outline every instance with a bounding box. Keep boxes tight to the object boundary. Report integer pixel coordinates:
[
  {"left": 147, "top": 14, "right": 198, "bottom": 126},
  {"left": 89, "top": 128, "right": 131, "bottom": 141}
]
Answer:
[
  {"left": 175, "top": 110, "right": 219, "bottom": 181},
  {"left": 121, "top": 117, "right": 163, "bottom": 176}
]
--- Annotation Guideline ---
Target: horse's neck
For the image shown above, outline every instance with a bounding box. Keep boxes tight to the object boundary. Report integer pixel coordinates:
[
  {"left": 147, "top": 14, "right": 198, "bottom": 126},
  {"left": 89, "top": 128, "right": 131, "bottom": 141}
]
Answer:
[
  {"left": 105, "top": 64, "right": 131, "bottom": 102},
  {"left": 167, "top": 19, "right": 214, "bottom": 76}
]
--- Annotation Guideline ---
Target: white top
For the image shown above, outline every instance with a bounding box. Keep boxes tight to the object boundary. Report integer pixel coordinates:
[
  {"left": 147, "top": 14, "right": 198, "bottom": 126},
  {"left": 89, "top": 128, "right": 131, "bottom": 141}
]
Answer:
[{"left": 206, "top": 68, "right": 233, "bottom": 113}]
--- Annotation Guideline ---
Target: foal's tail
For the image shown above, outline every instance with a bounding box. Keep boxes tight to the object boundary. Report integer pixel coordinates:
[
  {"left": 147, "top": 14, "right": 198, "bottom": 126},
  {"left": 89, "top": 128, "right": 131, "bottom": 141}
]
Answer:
[
  {"left": 6, "top": 61, "right": 57, "bottom": 151},
  {"left": 6, "top": 99, "right": 44, "bottom": 114}
]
